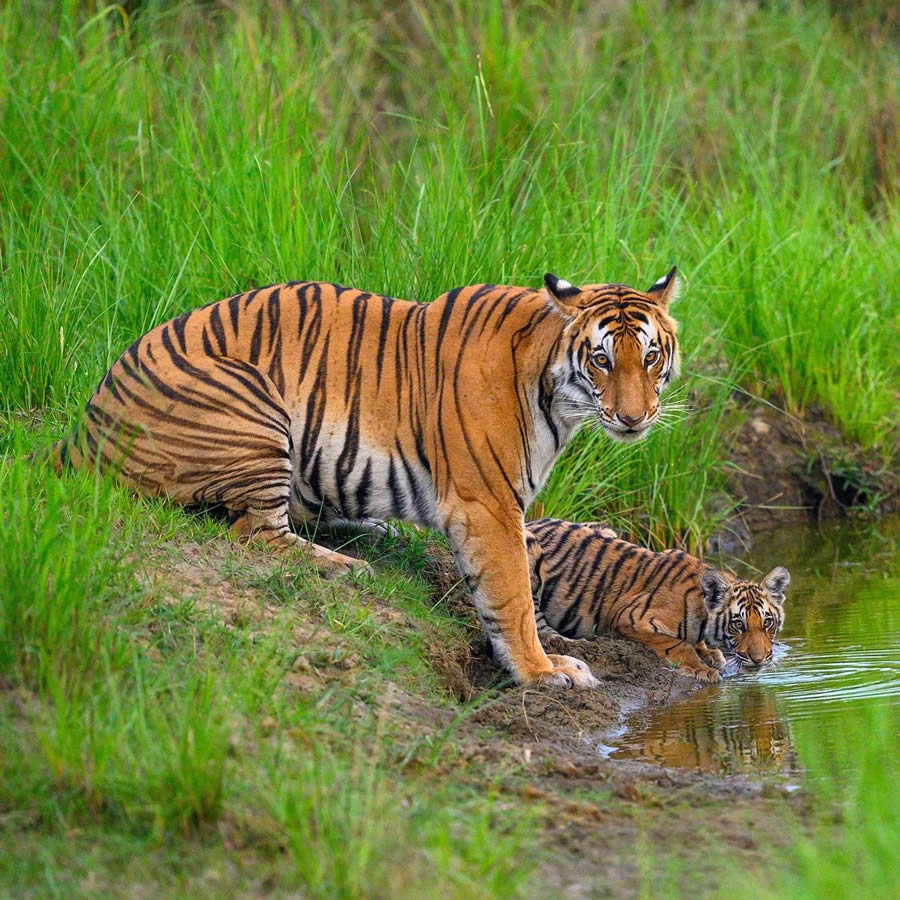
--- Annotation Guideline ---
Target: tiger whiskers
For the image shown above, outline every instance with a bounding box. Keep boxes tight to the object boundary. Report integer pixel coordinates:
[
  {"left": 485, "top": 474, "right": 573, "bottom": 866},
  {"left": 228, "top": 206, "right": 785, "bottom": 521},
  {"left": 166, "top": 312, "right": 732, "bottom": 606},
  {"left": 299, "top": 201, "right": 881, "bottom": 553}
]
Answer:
[{"left": 556, "top": 399, "right": 601, "bottom": 423}]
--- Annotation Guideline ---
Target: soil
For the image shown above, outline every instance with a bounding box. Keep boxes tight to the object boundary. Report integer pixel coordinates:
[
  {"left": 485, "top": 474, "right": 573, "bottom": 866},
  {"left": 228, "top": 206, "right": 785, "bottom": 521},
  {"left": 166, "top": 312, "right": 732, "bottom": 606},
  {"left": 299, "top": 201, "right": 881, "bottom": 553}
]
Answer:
[
  {"left": 138, "top": 534, "right": 811, "bottom": 894},
  {"left": 708, "top": 401, "right": 897, "bottom": 552}
]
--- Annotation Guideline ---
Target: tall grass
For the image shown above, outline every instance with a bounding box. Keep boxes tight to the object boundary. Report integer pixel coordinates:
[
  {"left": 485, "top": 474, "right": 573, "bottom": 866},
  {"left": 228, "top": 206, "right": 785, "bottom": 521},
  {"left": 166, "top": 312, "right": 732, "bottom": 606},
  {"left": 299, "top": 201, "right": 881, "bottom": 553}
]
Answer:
[{"left": 1, "top": 0, "right": 896, "bottom": 548}]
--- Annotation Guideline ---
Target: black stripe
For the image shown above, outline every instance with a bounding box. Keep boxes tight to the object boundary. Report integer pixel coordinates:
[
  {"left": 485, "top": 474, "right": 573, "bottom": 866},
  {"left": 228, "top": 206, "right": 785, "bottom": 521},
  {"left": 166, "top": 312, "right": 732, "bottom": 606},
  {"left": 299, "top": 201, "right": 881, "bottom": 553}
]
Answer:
[
  {"left": 375, "top": 295, "right": 393, "bottom": 388},
  {"left": 266, "top": 288, "right": 281, "bottom": 354},
  {"left": 335, "top": 376, "right": 362, "bottom": 513},
  {"left": 209, "top": 304, "right": 227, "bottom": 354},
  {"left": 248, "top": 307, "right": 264, "bottom": 366},
  {"left": 433, "top": 287, "right": 463, "bottom": 379},
  {"left": 354, "top": 458, "right": 373, "bottom": 517},
  {"left": 171, "top": 311, "right": 190, "bottom": 353},
  {"left": 387, "top": 456, "right": 406, "bottom": 517}
]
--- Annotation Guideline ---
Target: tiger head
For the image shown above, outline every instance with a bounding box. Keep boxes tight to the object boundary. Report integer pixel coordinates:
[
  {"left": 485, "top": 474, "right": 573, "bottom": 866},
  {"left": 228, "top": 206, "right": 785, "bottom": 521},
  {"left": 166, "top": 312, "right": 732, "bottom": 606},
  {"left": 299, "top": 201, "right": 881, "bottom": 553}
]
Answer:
[
  {"left": 700, "top": 566, "right": 791, "bottom": 669},
  {"left": 544, "top": 269, "right": 680, "bottom": 443}
]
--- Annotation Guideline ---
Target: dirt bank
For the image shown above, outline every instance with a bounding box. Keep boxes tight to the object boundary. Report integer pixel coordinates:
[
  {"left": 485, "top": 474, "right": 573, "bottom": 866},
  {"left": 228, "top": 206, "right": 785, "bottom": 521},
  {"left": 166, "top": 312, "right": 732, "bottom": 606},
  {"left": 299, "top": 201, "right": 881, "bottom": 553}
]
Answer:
[{"left": 708, "top": 401, "right": 897, "bottom": 552}]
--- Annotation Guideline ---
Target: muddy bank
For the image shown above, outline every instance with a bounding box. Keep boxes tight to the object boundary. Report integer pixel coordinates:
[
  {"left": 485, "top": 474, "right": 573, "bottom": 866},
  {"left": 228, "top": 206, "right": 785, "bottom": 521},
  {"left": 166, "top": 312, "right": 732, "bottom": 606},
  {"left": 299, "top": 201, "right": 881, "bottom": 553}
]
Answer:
[
  {"left": 382, "top": 551, "right": 782, "bottom": 798},
  {"left": 708, "top": 402, "right": 897, "bottom": 551}
]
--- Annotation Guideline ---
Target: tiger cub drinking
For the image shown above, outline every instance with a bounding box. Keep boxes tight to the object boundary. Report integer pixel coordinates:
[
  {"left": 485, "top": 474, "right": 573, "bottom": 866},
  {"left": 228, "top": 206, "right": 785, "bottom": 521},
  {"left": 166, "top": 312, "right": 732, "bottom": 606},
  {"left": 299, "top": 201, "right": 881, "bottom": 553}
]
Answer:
[{"left": 526, "top": 518, "right": 790, "bottom": 682}]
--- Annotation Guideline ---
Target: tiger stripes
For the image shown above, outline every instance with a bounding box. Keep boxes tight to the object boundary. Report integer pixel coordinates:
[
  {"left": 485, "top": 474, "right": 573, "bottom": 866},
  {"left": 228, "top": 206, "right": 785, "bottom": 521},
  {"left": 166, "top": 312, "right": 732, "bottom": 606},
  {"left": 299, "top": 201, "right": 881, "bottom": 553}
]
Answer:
[
  {"left": 526, "top": 518, "right": 790, "bottom": 681},
  {"left": 48, "top": 270, "right": 681, "bottom": 686}
]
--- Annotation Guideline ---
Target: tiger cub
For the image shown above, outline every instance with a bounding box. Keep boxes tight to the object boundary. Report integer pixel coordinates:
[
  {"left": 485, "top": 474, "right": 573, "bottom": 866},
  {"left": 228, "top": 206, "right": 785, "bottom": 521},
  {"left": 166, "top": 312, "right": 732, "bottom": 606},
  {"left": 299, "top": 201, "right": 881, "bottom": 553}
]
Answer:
[
  {"left": 45, "top": 270, "right": 682, "bottom": 688},
  {"left": 526, "top": 518, "right": 790, "bottom": 682}
]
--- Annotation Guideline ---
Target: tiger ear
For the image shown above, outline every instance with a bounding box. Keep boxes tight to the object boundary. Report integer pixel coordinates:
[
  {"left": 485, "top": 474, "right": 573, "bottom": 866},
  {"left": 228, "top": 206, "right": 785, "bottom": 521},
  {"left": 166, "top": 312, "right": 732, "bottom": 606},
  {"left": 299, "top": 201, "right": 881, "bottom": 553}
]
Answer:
[
  {"left": 646, "top": 266, "right": 679, "bottom": 308},
  {"left": 700, "top": 569, "right": 729, "bottom": 612},
  {"left": 544, "top": 273, "right": 585, "bottom": 316},
  {"left": 762, "top": 566, "right": 790, "bottom": 605}
]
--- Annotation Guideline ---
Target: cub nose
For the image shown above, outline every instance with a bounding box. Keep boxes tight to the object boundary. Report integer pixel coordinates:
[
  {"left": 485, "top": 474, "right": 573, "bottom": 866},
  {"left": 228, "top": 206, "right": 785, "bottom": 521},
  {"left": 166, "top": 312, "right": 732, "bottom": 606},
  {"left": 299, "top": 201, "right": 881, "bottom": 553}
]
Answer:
[{"left": 618, "top": 413, "right": 645, "bottom": 428}]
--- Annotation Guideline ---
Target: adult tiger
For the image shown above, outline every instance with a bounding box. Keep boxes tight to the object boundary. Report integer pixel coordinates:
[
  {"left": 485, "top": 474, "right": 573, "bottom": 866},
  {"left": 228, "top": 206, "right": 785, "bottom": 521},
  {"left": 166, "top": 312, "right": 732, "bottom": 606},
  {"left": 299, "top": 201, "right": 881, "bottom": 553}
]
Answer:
[
  {"left": 47, "top": 270, "right": 681, "bottom": 687},
  {"left": 526, "top": 518, "right": 790, "bottom": 681}
]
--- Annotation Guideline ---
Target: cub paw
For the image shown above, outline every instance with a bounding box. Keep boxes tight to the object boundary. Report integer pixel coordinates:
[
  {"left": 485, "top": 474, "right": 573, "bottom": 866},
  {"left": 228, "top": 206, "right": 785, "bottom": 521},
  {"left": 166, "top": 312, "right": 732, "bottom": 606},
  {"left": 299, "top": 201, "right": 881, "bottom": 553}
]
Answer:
[
  {"left": 690, "top": 665, "right": 721, "bottom": 684},
  {"left": 537, "top": 654, "right": 600, "bottom": 689},
  {"left": 696, "top": 642, "right": 727, "bottom": 670}
]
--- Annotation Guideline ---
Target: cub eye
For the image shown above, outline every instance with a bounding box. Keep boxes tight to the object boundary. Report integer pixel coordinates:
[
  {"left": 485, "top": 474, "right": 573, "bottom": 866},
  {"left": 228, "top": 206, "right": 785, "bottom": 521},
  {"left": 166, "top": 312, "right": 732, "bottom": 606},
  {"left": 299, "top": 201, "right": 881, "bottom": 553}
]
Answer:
[
  {"left": 730, "top": 620, "right": 745, "bottom": 633},
  {"left": 764, "top": 615, "right": 776, "bottom": 629},
  {"left": 592, "top": 352, "right": 610, "bottom": 370},
  {"left": 644, "top": 349, "right": 660, "bottom": 367}
]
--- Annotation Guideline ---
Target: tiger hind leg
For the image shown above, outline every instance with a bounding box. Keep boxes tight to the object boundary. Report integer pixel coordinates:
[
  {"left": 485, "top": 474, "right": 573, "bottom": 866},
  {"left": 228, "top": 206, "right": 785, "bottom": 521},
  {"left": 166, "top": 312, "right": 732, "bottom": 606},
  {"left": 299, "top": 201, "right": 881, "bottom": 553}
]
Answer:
[
  {"left": 229, "top": 509, "right": 372, "bottom": 576},
  {"left": 85, "top": 350, "right": 368, "bottom": 576}
]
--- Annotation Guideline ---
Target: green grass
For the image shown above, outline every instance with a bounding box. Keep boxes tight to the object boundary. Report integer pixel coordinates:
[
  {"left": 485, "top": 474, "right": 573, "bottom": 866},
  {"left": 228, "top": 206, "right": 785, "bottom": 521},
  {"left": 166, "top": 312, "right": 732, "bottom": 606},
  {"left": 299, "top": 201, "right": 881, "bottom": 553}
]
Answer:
[
  {"left": 0, "top": 455, "right": 531, "bottom": 896},
  {"left": 1, "top": 1, "right": 898, "bottom": 895}
]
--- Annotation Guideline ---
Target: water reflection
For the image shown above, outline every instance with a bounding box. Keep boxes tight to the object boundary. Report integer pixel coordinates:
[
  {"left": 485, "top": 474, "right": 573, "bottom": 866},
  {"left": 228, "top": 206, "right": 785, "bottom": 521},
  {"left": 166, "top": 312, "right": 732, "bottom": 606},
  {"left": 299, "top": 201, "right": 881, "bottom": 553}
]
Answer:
[
  {"left": 611, "top": 683, "right": 800, "bottom": 776},
  {"left": 604, "top": 518, "right": 900, "bottom": 778}
]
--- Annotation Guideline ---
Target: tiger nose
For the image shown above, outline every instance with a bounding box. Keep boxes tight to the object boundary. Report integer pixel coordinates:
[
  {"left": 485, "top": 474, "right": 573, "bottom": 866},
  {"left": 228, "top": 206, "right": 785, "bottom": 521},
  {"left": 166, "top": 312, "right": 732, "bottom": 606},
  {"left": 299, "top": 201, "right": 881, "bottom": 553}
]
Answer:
[
  {"left": 619, "top": 413, "right": 645, "bottom": 428},
  {"left": 749, "top": 648, "right": 768, "bottom": 665}
]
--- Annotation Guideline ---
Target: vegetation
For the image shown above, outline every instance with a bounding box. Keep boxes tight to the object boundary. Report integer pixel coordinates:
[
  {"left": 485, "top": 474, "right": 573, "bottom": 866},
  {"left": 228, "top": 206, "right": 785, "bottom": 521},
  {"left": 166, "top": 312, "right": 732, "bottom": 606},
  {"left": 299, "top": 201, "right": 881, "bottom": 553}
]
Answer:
[
  {"left": 1, "top": 1, "right": 897, "bottom": 896},
  {"left": 0, "top": 458, "right": 533, "bottom": 896}
]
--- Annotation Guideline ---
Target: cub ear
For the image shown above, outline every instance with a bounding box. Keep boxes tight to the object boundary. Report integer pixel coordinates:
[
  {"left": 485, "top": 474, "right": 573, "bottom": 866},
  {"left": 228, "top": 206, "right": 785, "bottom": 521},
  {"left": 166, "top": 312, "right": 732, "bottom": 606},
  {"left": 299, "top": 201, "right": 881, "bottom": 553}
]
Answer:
[
  {"left": 700, "top": 569, "right": 729, "bottom": 611},
  {"left": 646, "top": 266, "right": 679, "bottom": 308},
  {"left": 544, "top": 272, "right": 584, "bottom": 316},
  {"left": 762, "top": 566, "right": 791, "bottom": 604}
]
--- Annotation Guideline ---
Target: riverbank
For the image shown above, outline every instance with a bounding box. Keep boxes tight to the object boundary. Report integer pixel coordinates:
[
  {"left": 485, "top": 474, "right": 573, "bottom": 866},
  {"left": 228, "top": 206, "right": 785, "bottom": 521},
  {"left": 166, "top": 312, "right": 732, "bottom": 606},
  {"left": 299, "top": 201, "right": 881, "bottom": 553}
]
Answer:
[{"left": 709, "top": 400, "right": 899, "bottom": 550}]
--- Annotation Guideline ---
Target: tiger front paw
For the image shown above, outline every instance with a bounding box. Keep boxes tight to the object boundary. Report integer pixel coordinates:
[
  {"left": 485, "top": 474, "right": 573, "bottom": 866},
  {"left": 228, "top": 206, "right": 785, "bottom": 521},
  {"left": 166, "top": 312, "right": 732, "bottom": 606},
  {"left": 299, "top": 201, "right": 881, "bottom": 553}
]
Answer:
[
  {"left": 533, "top": 654, "right": 600, "bottom": 689},
  {"left": 696, "top": 642, "right": 727, "bottom": 671}
]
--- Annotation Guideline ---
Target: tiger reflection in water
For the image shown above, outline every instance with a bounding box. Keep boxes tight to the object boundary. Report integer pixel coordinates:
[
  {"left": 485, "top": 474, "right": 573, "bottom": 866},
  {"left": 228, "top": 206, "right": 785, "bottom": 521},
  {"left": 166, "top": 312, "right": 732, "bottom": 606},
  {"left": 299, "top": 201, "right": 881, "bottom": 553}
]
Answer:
[{"left": 612, "top": 684, "right": 799, "bottom": 775}]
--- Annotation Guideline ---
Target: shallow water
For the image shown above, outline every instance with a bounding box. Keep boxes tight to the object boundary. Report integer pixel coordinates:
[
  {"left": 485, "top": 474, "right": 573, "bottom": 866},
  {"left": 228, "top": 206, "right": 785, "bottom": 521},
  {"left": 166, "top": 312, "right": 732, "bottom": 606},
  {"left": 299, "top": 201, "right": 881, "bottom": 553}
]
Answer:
[{"left": 606, "top": 518, "right": 900, "bottom": 780}]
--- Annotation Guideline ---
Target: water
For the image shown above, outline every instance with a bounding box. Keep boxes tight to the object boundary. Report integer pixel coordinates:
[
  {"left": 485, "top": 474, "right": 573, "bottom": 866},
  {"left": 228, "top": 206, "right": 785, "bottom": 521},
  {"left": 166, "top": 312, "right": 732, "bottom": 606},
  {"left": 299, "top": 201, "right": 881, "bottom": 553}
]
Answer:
[{"left": 606, "top": 518, "right": 900, "bottom": 780}]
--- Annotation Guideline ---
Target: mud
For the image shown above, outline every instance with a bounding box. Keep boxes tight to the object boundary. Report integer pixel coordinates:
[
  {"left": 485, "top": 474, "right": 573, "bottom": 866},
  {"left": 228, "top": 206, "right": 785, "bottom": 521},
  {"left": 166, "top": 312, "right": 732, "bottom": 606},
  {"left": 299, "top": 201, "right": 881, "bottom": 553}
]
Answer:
[{"left": 717, "top": 402, "right": 897, "bottom": 543}]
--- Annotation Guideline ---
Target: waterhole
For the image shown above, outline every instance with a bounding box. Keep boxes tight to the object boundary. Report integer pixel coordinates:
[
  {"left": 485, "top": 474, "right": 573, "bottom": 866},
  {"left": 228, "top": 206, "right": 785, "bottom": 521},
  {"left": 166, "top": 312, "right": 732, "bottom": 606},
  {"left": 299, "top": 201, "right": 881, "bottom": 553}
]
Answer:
[{"left": 606, "top": 517, "right": 900, "bottom": 779}]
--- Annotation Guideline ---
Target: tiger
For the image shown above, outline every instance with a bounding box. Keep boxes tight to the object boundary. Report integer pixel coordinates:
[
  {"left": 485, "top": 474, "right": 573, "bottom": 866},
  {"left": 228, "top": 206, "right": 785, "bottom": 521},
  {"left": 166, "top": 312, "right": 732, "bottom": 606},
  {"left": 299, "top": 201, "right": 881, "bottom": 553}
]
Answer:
[
  {"left": 526, "top": 518, "right": 790, "bottom": 682},
  {"left": 44, "top": 269, "right": 681, "bottom": 688}
]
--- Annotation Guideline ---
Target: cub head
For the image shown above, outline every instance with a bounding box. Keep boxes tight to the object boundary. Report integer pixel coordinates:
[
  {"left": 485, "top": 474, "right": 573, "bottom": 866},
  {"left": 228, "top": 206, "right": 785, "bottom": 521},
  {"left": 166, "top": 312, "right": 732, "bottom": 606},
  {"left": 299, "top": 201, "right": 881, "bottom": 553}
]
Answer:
[
  {"left": 700, "top": 566, "right": 791, "bottom": 669},
  {"left": 544, "top": 269, "right": 680, "bottom": 443}
]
